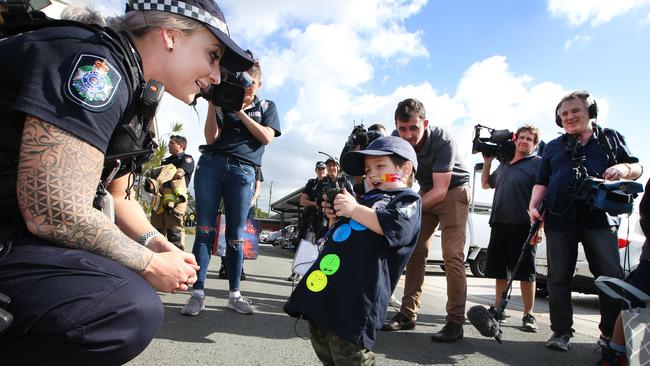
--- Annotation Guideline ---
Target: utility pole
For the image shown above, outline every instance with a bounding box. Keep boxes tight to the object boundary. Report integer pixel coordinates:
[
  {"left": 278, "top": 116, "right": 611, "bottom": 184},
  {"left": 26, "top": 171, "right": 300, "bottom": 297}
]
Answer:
[{"left": 267, "top": 181, "right": 273, "bottom": 216}]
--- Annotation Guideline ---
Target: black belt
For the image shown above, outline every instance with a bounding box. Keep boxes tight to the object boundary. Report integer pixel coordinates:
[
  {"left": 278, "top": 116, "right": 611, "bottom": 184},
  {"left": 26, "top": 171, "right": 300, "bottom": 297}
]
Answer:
[{"left": 207, "top": 151, "right": 256, "bottom": 168}]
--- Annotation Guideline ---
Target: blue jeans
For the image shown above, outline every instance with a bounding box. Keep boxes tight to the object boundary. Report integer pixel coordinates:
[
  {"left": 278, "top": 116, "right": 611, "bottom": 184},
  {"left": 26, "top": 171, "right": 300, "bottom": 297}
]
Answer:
[
  {"left": 545, "top": 227, "right": 623, "bottom": 337},
  {"left": 192, "top": 152, "right": 255, "bottom": 291}
]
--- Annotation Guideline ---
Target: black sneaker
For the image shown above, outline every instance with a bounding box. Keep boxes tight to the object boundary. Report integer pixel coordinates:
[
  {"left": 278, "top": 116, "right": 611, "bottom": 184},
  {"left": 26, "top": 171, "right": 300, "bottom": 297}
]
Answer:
[
  {"left": 488, "top": 306, "right": 507, "bottom": 323},
  {"left": 545, "top": 330, "right": 573, "bottom": 351},
  {"left": 521, "top": 313, "right": 538, "bottom": 333},
  {"left": 595, "top": 344, "right": 627, "bottom": 366},
  {"left": 218, "top": 264, "right": 228, "bottom": 279},
  {"left": 430, "top": 322, "right": 464, "bottom": 343},
  {"left": 381, "top": 312, "right": 416, "bottom": 331},
  {"left": 240, "top": 270, "right": 247, "bottom": 281}
]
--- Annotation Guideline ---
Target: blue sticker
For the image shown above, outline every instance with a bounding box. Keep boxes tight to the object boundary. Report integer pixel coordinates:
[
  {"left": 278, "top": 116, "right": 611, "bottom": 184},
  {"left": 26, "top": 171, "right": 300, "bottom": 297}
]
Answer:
[
  {"left": 65, "top": 54, "right": 122, "bottom": 111},
  {"left": 332, "top": 224, "right": 351, "bottom": 242},
  {"left": 349, "top": 219, "right": 367, "bottom": 231}
]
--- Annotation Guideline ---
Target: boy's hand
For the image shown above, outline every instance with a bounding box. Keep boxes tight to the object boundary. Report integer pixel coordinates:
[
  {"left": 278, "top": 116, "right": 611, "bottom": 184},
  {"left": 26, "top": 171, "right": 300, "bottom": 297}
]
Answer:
[{"left": 333, "top": 188, "right": 358, "bottom": 218}]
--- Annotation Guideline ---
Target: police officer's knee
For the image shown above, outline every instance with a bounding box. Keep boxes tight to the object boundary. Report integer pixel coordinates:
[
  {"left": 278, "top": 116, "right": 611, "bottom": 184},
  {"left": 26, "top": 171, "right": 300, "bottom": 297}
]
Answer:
[{"left": 112, "top": 282, "right": 164, "bottom": 364}]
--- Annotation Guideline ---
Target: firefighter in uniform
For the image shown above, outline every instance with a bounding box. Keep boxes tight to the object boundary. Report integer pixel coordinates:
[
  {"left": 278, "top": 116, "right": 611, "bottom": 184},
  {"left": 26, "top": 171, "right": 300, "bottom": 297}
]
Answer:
[{"left": 148, "top": 135, "right": 195, "bottom": 249}]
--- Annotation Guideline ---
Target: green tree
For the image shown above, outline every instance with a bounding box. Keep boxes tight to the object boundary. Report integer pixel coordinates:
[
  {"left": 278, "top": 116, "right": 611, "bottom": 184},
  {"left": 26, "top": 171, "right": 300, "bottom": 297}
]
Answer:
[{"left": 253, "top": 207, "right": 269, "bottom": 219}]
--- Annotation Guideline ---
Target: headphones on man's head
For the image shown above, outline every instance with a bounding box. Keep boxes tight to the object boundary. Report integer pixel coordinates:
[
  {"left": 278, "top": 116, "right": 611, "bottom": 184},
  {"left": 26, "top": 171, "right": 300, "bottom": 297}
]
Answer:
[{"left": 555, "top": 90, "right": 598, "bottom": 127}]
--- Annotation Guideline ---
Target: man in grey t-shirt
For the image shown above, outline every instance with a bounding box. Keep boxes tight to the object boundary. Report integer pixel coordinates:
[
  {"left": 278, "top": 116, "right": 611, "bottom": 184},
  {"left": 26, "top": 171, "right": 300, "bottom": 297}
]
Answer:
[{"left": 382, "top": 98, "right": 470, "bottom": 343}]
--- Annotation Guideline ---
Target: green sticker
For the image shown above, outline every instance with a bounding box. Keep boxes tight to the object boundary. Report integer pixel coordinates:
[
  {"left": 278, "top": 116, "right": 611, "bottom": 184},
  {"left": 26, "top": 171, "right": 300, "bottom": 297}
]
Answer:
[
  {"left": 319, "top": 254, "right": 341, "bottom": 276},
  {"left": 306, "top": 270, "right": 328, "bottom": 292}
]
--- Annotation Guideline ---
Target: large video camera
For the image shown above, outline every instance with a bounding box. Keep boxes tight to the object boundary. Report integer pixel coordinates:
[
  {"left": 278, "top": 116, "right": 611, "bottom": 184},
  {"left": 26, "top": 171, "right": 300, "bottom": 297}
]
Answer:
[
  {"left": 567, "top": 138, "right": 643, "bottom": 215},
  {"left": 203, "top": 70, "right": 252, "bottom": 111},
  {"left": 570, "top": 175, "right": 643, "bottom": 216},
  {"left": 471, "top": 124, "right": 515, "bottom": 163},
  {"left": 339, "top": 123, "right": 383, "bottom": 161}
]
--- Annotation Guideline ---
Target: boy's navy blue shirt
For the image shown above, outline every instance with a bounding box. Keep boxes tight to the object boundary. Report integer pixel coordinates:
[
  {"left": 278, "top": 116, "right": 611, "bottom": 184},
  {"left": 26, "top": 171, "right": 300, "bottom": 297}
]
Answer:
[
  {"left": 284, "top": 188, "right": 421, "bottom": 350},
  {"left": 537, "top": 129, "right": 638, "bottom": 230}
]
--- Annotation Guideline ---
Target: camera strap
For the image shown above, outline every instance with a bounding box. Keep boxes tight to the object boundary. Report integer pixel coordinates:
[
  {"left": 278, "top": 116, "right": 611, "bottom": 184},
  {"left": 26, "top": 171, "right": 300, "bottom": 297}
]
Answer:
[{"left": 592, "top": 123, "right": 618, "bottom": 167}]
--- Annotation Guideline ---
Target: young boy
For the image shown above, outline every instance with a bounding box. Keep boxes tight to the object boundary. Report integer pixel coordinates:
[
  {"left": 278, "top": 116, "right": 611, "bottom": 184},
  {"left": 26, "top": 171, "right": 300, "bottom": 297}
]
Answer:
[{"left": 284, "top": 136, "right": 421, "bottom": 364}]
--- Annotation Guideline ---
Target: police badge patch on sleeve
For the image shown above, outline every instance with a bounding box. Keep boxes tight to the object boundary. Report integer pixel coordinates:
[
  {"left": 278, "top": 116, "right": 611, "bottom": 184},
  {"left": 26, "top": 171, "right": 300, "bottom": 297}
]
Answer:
[{"left": 64, "top": 54, "right": 122, "bottom": 112}]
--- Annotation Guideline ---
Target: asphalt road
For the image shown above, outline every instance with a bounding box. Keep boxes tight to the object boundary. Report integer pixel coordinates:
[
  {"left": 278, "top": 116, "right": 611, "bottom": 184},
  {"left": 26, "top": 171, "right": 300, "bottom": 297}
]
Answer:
[{"left": 128, "top": 235, "right": 602, "bottom": 365}]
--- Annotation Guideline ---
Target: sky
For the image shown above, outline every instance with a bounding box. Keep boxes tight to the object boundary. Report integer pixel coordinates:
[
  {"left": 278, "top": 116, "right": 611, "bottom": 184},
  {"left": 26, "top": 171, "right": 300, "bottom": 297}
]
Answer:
[{"left": 52, "top": 0, "right": 650, "bottom": 212}]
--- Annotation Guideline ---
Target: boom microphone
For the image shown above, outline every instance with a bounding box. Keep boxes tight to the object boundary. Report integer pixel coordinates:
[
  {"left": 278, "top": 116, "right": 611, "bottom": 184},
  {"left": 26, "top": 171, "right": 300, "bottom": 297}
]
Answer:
[{"left": 467, "top": 305, "right": 502, "bottom": 343}]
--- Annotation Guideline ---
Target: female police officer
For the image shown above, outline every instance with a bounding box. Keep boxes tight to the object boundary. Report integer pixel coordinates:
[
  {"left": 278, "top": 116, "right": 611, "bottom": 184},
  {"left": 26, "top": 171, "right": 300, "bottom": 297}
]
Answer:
[{"left": 0, "top": 1, "right": 252, "bottom": 364}]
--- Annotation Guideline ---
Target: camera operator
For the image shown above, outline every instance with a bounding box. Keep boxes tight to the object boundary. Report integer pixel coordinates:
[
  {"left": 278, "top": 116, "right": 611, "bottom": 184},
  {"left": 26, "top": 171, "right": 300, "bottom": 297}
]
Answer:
[
  {"left": 529, "top": 91, "right": 642, "bottom": 352},
  {"left": 481, "top": 124, "right": 542, "bottom": 333},
  {"left": 368, "top": 123, "right": 388, "bottom": 137},
  {"left": 183, "top": 51, "right": 282, "bottom": 317},
  {"left": 383, "top": 98, "right": 471, "bottom": 343},
  {"left": 315, "top": 158, "right": 354, "bottom": 241}
]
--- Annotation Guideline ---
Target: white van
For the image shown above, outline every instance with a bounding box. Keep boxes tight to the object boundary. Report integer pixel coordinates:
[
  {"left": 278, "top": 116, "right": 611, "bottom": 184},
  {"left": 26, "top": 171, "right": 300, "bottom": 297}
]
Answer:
[{"left": 426, "top": 201, "right": 492, "bottom": 277}]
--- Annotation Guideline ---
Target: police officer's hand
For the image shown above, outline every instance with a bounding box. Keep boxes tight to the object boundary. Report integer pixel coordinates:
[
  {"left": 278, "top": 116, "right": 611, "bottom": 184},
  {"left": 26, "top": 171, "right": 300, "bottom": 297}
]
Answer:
[
  {"left": 333, "top": 188, "right": 358, "bottom": 218},
  {"left": 141, "top": 251, "right": 200, "bottom": 293}
]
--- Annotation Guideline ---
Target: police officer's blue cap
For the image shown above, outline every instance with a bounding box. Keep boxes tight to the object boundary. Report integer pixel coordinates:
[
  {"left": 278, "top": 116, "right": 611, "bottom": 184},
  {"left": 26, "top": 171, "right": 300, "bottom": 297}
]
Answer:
[
  {"left": 127, "top": 0, "right": 254, "bottom": 72},
  {"left": 341, "top": 136, "right": 418, "bottom": 176}
]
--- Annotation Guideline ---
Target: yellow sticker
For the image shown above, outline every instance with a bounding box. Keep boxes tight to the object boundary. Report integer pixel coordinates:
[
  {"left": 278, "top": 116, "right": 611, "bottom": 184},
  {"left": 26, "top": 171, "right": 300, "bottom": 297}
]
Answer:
[{"left": 306, "top": 270, "right": 328, "bottom": 292}]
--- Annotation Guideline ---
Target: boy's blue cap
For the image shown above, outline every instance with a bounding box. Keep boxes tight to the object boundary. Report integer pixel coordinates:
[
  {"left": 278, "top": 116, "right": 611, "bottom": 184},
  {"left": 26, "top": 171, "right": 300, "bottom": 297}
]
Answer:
[{"left": 341, "top": 136, "right": 418, "bottom": 176}]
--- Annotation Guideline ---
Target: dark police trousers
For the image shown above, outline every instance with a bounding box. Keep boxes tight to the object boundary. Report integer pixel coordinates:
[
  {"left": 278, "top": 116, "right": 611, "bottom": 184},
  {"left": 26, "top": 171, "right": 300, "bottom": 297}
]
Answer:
[
  {"left": 0, "top": 236, "right": 164, "bottom": 366},
  {"left": 545, "top": 227, "right": 623, "bottom": 337}
]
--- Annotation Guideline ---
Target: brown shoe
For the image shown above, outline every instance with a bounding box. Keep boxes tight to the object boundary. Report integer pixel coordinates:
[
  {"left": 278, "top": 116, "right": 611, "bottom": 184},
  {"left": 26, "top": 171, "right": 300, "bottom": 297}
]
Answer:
[
  {"left": 381, "top": 312, "right": 416, "bottom": 331},
  {"left": 430, "top": 322, "right": 463, "bottom": 342}
]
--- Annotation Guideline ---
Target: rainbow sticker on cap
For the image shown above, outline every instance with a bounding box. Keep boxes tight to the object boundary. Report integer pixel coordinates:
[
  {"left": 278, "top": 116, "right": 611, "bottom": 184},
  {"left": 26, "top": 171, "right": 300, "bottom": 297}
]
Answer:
[
  {"left": 348, "top": 219, "right": 367, "bottom": 231},
  {"left": 332, "top": 224, "right": 351, "bottom": 242},
  {"left": 306, "top": 270, "right": 328, "bottom": 292},
  {"left": 319, "top": 254, "right": 341, "bottom": 275}
]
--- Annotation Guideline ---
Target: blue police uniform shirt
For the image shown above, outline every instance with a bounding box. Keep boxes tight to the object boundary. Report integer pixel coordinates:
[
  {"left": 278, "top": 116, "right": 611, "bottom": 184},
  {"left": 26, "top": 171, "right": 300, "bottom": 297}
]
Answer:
[
  {"left": 537, "top": 129, "right": 639, "bottom": 230},
  {"left": 284, "top": 188, "right": 421, "bottom": 350},
  {"left": 2, "top": 26, "right": 132, "bottom": 153},
  {"left": 199, "top": 96, "right": 281, "bottom": 167},
  {"left": 302, "top": 178, "right": 322, "bottom": 215}
]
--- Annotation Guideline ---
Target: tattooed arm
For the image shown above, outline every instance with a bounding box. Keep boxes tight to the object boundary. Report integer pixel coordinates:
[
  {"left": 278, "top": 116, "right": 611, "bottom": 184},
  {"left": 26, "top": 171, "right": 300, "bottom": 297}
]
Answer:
[{"left": 17, "top": 116, "right": 198, "bottom": 291}]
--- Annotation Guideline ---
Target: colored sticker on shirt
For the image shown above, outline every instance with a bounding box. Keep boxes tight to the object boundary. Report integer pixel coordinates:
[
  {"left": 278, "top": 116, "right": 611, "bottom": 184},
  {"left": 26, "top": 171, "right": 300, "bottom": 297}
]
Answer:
[
  {"left": 348, "top": 219, "right": 367, "bottom": 231},
  {"left": 332, "top": 224, "right": 351, "bottom": 242},
  {"left": 319, "top": 254, "right": 340, "bottom": 275},
  {"left": 306, "top": 270, "right": 328, "bottom": 292},
  {"left": 185, "top": 156, "right": 193, "bottom": 164},
  {"left": 66, "top": 54, "right": 122, "bottom": 111}
]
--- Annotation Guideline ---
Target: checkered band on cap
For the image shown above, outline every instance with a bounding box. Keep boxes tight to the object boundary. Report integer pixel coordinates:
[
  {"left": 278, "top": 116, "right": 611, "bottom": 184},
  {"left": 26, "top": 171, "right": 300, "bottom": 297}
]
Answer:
[{"left": 131, "top": 0, "right": 230, "bottom": 36}]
